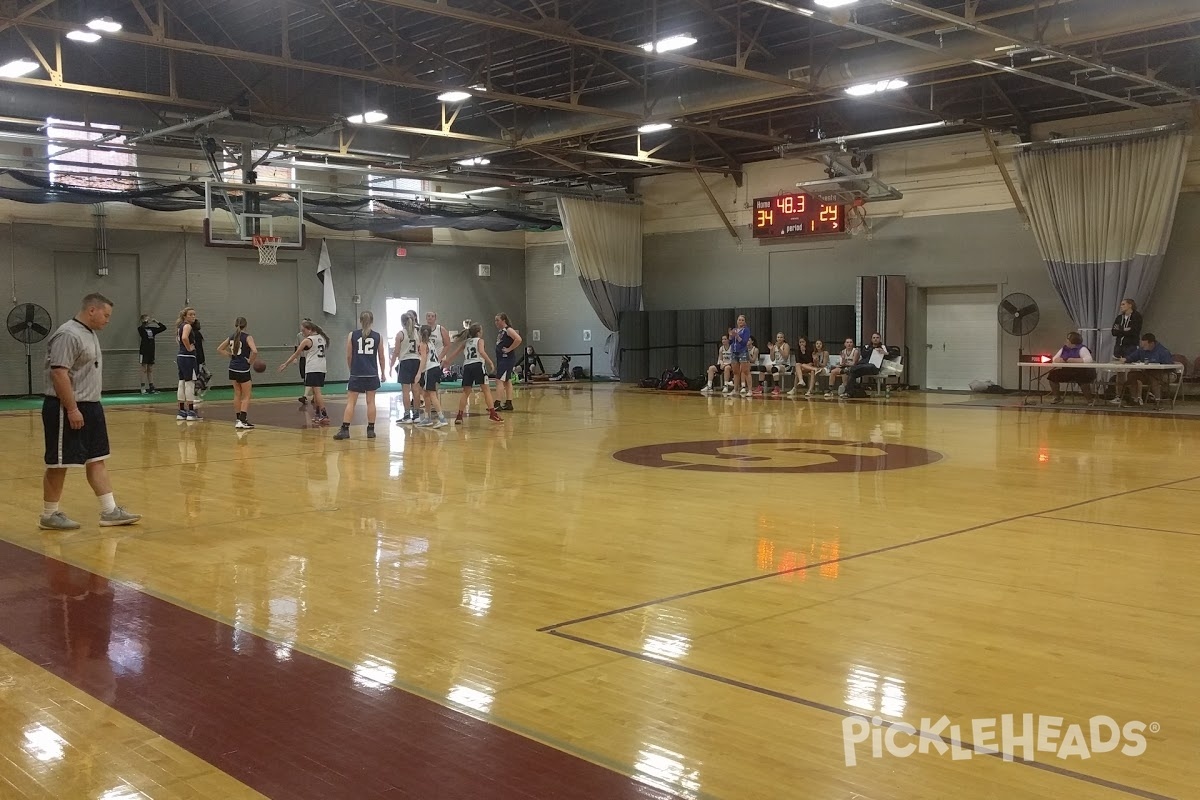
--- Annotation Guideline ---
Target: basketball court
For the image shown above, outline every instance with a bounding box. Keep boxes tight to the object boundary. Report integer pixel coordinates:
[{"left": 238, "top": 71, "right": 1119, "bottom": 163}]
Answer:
[{"left": 1, "top": 386, "right": 1197, "bottom": 800}]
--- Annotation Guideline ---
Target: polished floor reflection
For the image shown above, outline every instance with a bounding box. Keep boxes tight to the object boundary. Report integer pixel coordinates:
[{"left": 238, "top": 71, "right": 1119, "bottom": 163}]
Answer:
[{"left": 1, "top": 386, "right": 1198, "bottom": 800}]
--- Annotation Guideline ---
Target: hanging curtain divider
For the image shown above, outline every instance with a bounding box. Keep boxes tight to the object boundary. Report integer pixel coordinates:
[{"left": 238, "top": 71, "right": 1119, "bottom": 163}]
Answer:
[{"left": 1000, "top": 121, "right": 1190, "bottom": 151}]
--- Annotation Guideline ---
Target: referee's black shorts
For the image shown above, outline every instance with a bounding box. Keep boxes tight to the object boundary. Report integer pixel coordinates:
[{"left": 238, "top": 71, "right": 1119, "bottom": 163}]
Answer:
[{"left": 43, "top": 397, "right": 110, "bottom": 468}]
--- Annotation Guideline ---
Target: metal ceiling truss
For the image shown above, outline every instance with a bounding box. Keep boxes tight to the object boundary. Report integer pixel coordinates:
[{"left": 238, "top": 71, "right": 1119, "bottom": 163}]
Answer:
[{"left": 0, "top": 0, "right": 1196, "bottom": 194}]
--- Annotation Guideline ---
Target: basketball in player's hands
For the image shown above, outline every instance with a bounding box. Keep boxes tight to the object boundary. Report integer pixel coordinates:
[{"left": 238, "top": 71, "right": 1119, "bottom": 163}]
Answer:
[{"left": 254, "top": 361, "right": 267, "bottom": 373}]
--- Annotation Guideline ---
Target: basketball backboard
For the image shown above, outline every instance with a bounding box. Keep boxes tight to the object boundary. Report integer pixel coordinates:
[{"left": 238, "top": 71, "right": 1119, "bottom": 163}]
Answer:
[{"left": 204, "top": 182, "right": 305, "bottom": 249}]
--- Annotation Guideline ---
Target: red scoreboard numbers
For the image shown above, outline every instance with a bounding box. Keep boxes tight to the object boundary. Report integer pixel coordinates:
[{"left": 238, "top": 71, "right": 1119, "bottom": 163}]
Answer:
[{"left": 751, "top": 192, "right": 845, "bottom": 238}]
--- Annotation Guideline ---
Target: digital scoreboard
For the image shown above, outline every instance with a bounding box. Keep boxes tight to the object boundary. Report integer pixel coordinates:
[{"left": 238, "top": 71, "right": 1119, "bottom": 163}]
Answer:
[{"left": 751, "top": 193, "right": 845, "bottom": 238}]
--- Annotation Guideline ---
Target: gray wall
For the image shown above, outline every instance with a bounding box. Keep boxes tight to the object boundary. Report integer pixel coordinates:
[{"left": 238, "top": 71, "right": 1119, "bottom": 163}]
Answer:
[
  {"left": 525, "top": 242, "right": 613, "bottom": 377},
  {"left": 1148, "top": 193, "right": 1200, "bottom": 362},
  {"left": 0, "top": 223, "right": 525, "bottom": 395},
  {"left": 643, "top": 210, "right": 1073, "bottom": 389}
]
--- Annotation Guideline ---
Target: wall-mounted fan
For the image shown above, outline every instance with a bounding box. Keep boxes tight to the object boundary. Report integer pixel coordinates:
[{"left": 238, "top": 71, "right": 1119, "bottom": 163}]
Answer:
[{"left": 7, "top": 303, "right": 53, "bottom": 396}]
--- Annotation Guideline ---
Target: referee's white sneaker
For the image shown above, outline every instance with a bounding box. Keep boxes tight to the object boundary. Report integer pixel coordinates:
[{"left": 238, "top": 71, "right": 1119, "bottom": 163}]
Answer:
[
  {"left": 39, "top": 511, "right": 81, "bottom": 531},
  {"left": 100, "top": 507, "right": 142, "bottom": 527}
]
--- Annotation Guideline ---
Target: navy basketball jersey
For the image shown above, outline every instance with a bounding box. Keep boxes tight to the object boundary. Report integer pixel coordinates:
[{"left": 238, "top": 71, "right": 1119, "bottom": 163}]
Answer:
[
  {"left": 229, "top": 332, "right": 251, "bottom": 372},
  {"left": 177, "top": 323, "right": 194, "bottom": 357},
  {"left": 351, "top": 330, "right": 382, "bottom": 377},
  {"left": 496, "top": 327, "right": 515, "bottom": 361}
]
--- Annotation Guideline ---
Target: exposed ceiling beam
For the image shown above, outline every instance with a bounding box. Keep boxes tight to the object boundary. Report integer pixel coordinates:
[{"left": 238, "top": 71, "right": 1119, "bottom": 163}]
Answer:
[
  {"left": 747, "top": 0, "right": 1151, "bottom": 110},
  {"left": 0, "top": 14, "right": 648, "bottom": 123},
  {"left": 355, "top": 0, "right": 814, "bottom": 93},
  {"left": 0, "top": 0, "right": 59, "bottom": 35},
  {"left": 878, "top": 0, "right": 1197, "bottom": 102}
]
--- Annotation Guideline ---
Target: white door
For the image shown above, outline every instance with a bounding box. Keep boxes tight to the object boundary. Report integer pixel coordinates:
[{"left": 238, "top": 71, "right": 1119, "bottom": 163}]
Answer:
[{"left": 925, "top": 286, "right": 999, "bottom": 390}]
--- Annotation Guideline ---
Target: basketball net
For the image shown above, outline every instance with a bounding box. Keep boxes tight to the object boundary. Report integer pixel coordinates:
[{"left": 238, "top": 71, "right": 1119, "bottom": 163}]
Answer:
[{"left": 252, "top": 235, "right": 282, "bottom": 265}]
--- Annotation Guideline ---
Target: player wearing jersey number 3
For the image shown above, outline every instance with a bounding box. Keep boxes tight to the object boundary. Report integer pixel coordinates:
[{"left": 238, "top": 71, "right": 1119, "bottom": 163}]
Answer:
[
  {"left": 443, "top": 323, "right": 503, "bottom": 424},
  {"left": 335, "top": 311, "right": 387, "bottom": 440}
]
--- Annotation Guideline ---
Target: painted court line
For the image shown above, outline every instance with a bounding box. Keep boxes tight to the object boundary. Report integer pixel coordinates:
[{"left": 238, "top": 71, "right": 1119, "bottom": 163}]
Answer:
[
  {"left": 1034, "top": 515, "right": 1200, "bottom": 538},
  {"left": 546, "top": 630, "right": 1175, "bottom": 800},
  {"left": 539, "top": 473, "right": 1200, "bottom": 633}
]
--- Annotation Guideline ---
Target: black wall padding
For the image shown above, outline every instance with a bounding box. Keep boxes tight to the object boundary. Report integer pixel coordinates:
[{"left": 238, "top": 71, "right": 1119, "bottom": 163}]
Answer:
[
  {"left": 675, "top": 310, "right": 705, "bottom": 378},
  {"left": 807, "top": 305, "right": 856, "bottom": 346},
  {"left": 618, "top": 311, "right": 649, "bottom": 381},
  {"left": 770, "top": 307, "right": 810, "bottom": 345},
  {"left": 702, "top": 308, "right": 733, "bottom": 346},
  {"left": 647, "top": 311, "right": 678, "bottom": 378},
  {"left": 742, "top": 307, "right": 772, "bottom": 354}
]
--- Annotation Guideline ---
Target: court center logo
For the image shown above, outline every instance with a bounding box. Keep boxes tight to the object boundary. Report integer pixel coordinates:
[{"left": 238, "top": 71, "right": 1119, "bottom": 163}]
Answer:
[
  {"left": 612, "top": 438, "right": 942, "bottom": 473},
  {"left": 842, "top": 714, "right": 1156, "bottom": 767}
]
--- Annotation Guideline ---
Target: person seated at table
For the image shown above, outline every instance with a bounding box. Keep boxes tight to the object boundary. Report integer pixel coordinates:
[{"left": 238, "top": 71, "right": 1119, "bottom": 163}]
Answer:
[
  {"left": 1047, "top": 331, "right": 1096, "bottom": 404},
  {"left": 1122, "top": 333, "right": 1174, "bottom": 406},
  {"left": 703, "top": 335, "right": 732, "bottom": 393}
]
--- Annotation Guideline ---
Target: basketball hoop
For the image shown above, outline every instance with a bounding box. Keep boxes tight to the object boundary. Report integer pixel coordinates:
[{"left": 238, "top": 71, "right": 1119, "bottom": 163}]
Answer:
[{"left": 252, "top": 235, "right": 282, "bottom": 265}]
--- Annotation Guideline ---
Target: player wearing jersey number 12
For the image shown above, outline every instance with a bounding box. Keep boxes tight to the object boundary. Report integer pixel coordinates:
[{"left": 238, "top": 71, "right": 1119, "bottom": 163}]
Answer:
[{"left": 335, "top": 311, "right": 387, "bottom": 440}]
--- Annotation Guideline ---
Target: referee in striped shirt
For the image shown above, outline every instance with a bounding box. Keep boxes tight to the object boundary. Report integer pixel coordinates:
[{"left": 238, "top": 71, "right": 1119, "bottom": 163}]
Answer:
[{"left": 40, "top": 293, "right": 141, "bottom": 530}]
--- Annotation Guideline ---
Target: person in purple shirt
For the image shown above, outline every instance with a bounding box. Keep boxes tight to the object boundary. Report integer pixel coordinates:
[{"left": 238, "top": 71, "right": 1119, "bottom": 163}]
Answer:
[
  {"left": 1122, "top": 333, "right": 1174, "bottom": 406},
  {"left": 729, "top": 314, "right": 751, "bottom": 396},
  {"left": 1047, "top": 331, "right": 1097, "bottom": 404}
]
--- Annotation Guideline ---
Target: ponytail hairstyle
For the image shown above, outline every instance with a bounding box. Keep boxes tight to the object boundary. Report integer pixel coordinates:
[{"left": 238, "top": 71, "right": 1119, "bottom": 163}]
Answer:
[
  {"left": 497, "top": 312, "right": 511, "bottom": 327},
  {"left": 403, "top": 311, "right": 417, "bottom": 341},
  {"left": 359, "top": 310, "right": 374, "bottom": 336},
  {"left": 418, "top": 323, "right": 433, "bottom": 344},
  {"left": 228, "top": 317, "right": 247, "bottom": 357},
  {"left": 176, "top": 306, "right": 196, "bottom": 327},
  {"left": 467, "top": 322, "right": 482, "bottom": 339},
  {"left": 302, "top": 320, "right": 328, "bottom": 342}
]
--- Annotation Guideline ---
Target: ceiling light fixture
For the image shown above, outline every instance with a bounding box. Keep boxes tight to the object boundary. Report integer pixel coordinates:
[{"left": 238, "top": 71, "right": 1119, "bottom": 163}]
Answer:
[
  {"left": 814, "top": 0, "right": 859, "bottom": 7},
  {"left": 86, "top": 16, "right": 122, "bottom": 33},
  {"left": 66, "top": 30, "right": 102, "bottom": 43},
  {"left": 437, "top": 91, "right": 472, "bottom": 103},
  {"left": 639, "top": 35, "right": 697, "bottom": 53},
  {"left": 638, "top": 122, "right": 673, "bottom": 134},
  {"left": 347, "top": 110, "right": 388, "bottom": 124},
  {"left": 457, "top": 157, "right": 491, "bottom": 166},
  {"left": 844, "top": 78, "right": 909, "bottom": 97},
  {"left": 0, "top": 59, "right": 39, "bottom": 78}
]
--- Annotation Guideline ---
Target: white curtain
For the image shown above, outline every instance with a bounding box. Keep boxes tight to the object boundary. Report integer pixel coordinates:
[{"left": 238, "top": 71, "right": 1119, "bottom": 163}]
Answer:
[
  {"left": 556, "top": 196, "right": 643, "bottom": 374},
  {"left": 1015, "top": 131, "right": 1190, "bottom": 360}
]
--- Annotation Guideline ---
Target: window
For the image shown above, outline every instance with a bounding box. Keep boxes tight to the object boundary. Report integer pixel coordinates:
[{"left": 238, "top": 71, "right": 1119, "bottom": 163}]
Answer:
[
  {"left": 251, "top": 150, "right": 295, "bottom": 186},
  {"left": 47, "top": 119, "right": 137, "bottom": 191}
]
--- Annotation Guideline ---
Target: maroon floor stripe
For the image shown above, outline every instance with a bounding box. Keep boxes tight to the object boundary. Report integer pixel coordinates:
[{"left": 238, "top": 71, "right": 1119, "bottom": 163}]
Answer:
[{"left": 0, "top": 540, "right": 677, "bottom": 800}]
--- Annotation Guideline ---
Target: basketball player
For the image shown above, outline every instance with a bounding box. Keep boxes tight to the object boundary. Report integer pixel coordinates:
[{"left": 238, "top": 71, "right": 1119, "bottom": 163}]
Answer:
[
  {"left": 175, "top": 307, "right": 200, "bottom": 421},
  {"left": 335, "top": 311, "right": 386, "bottom": 440},
  {"left": 391, "top": 311, "right": 421, "bottom": 425},
  {"left": 39, "top": 293, "right": 141, "bottom": 530},
  {"left": 415, "top": 324, "right": 449, "bottom": 428},
  {"left": 425, "top": 311, "right": 451, "bottom": 360},
  {"left": 280, "top": 320, "right": 330, "bottom": 423},
  {"left": 442, "top": 323, "right": 503, "bottom": 424},
  {"left": 493, "top": 313, "right": 522, "bottom": 412},
  {"left": 297, "top": 318, "right": 315, "bottom": 407},
  {"left": 136, "top": 314, "right": 166, "bottom": 394},
  {"left": 216, "top": 317, "right": 258, "bottom": 429}
]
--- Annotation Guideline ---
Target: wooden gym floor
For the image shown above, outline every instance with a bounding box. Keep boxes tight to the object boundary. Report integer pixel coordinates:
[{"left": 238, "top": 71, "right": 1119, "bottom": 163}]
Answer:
[{"left": 0, "top": 385, "right": 1198, "bottom": 800}]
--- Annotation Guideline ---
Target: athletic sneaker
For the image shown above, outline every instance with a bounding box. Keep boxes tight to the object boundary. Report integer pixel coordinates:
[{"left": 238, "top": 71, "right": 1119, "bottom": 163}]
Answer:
[
  {"left": 1108, "top": 397, "right": 1123, "bottom": 406},
  {"left": 493, "top": 400, "right": 502, "bottom": 411},
  {"left": 722, "top": 388, "right": 732, "bottom": 395},
  {"left": 366, "top": 427, "right": 376, "bottom": 439},
  {"left": 432, "top": 418, "right": 449, "bottom": 429},
  {"left": 176, "top": 411, "right": 188, "bottom": 420},
  {"left": 298, "top": 396, "right": 308, "bottom": 405},
  {"left": 502, "top": 401, "right": 513, "bottom": 412},
  {"left": 39, "top": 511, "right": 81, "bottom": 531},
  {"left": 489, "top": 410, "right": 502, "bottom": 422},
  {"left": 416, "top": 418, "right": 434, "bottom": 427},
  {"left": 455, "top": 413, "right": 464, "bottom": 424},
  {"left": 333, "top": 428, "right": 350, "bottom": 440},
  {"left": 99, "top": 507, "right": 142, "bottom": 527},
  {"left": 241, "top": 421, "right": 255, "bottom": 430},
  {"left": 700, "top": 386, "right": 711, "bottom": 394},
  {"left": 185, "top": 410, "right": 200, "bottom": 422},
  {"left": 753, "top": 386, "right": 764, "bottom": 395},
  {"left": 772, "top": 387, "right": 781, "bottom": 397},
  {"left": 740, "top": 388, "right": 749, "bottom": 396}
]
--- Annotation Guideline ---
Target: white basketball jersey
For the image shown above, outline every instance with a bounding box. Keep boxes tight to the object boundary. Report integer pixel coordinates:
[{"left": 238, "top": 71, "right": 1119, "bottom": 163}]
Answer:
[
  {"left": 425, "top": 339, "right": 440, "bottom": 368},
  {"left": 463, "top": 337, "right": 484, "bottom": 365},
  {"left": 398, "top": 329, "right": 420, "bottom": 361},
  {"left": 305, "top": 334, "right": 328, "bottom": 373},
  {"left": 430, "top": 326, "right": 445, "bottom": 357}
]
